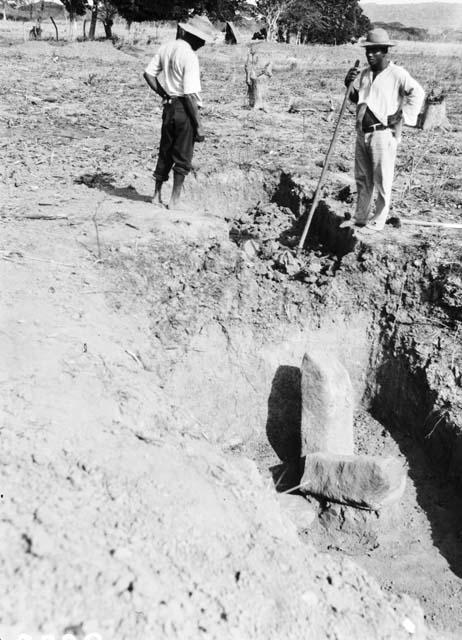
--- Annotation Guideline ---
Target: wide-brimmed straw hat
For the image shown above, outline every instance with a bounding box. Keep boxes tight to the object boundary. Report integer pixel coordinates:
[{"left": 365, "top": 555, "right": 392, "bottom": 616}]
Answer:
[
  {"left": 360, "top": 28, "right": 395, "bottom": 47},
  {"left": 178, "top": 15, "right": 217, "bottom": 43}
]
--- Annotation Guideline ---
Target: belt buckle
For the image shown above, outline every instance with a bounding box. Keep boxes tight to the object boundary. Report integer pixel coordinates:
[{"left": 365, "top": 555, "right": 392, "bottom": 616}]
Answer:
[{"left": 362, "top": 123, "right": 378, "bottom": 134}]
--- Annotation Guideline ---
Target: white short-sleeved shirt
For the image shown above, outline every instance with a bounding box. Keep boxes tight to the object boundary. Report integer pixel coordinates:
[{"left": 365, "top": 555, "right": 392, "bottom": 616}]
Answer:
[
  {"left": 357, "top": 62, "right": 425, "bottom": 127},
  {"left": 145, "top": 39, "right": 202, "bottom": 106}
]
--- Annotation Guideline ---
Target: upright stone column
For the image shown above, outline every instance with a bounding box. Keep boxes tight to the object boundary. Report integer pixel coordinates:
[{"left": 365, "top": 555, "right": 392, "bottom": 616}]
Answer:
[{"left": 301, "top": 352, "right": 354, "bottom": 456}]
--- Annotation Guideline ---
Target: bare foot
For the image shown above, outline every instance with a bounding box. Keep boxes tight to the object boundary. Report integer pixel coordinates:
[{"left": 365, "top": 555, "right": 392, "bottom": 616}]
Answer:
[
  {"left": 167, "top": 198, "right": 189, "bottom": 211},
  {"left": 151, "top": 195, "right": 165, "bottom": 208}
]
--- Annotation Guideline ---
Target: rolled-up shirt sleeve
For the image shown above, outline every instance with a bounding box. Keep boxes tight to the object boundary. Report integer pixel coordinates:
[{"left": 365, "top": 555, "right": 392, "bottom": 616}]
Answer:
[
  {"left": 145, "top": 53, "right": 162, "bottom": 78},
  {"left": 183, "top": 54, "right": 201, "bottom": 95},
  {"left": 400, "top": 71, "right": 425, "bottom": 127}
]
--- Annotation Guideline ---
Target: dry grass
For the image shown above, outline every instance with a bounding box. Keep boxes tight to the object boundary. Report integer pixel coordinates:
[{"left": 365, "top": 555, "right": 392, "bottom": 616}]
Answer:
[
  {"left": 0, "top": 23, "right": 460, "bottom": 222},
  {"left": 0, "top": 16, "right": 177, "bottom": 43}
]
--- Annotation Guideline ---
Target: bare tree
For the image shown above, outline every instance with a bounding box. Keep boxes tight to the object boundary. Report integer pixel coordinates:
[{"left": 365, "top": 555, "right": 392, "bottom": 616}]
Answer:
[
  {"left": 86, "top": 0, "right": 117, "bottom": 41},
  {"left": 60, "top": 0, "right": 87, "bottom": 40},
  {"left": 3, "top": 0, "right": 33, "bottom": 23},
  {"left": 255, "top": 0, "right": 290, "bottom": 41},
  {"left": 99, "top": 0, "right": 117, "bottom": 38},
  {"left": 88, "top": 0, "right": 98, "bottom": 39},
  {"left": 2, "top": 0, "right": 7, "bottom": 20}
]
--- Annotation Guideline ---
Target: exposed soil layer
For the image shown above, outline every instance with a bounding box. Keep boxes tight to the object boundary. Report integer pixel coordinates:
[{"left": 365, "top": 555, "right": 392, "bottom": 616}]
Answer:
[
  {"left": 226, "top": 185, "right": 462, "bottom": 635},
  {"left": 1, "top": 192, "right": 434, "bottom": 640},
  {"left": 1, "top": 30, "right": 462, "bottom": 639}
]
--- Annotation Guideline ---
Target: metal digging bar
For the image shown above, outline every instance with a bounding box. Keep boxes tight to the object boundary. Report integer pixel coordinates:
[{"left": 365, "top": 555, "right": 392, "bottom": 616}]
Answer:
[{"left": 297, "top": 60, "right": 360, "bottom": 254}]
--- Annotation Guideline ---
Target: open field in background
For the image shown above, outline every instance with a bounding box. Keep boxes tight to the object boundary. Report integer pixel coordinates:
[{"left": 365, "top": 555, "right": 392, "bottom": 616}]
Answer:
[
  {"left": 0, "top": 16, "right": 178, "bottom": 42},
  {"left": 0, "top": 21, "right": 462, "bottom": 639},
  {"left": 3, "top": 15, "right": 462, "bottom": 51},
  {"left": 1, "top": 20, "right": 460, "bottom": 221}
]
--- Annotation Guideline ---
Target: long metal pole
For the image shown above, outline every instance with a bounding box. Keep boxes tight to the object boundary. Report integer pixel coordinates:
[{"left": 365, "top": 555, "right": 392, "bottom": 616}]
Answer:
[{"left": 297, "top": 60, "right": 360, "bottom": 253}]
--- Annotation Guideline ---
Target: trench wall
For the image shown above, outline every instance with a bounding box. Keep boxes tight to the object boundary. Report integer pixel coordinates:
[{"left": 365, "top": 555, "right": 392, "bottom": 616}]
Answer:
[
  {"left": 184, "top": 168, "right": 279, "bottom": 218},
  {"left": 162, "top": 314, "right": 373, "bottom": 457},
  {"left": 183, "top": 167, "right": 462, "bottom": 482},
  {"left": 271, "top": 171, "right": 357, "bottom": 256},
  {"left": 270, "top": 170, "right": 462, "bottom": 480},
  {"left": 367, "top": 348, "right": 462, "bottom": 483}
]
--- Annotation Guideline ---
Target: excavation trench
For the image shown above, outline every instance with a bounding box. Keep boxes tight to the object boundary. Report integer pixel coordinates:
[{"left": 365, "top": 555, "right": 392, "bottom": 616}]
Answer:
[
  {"left": 150, "top": 168, "right": 462, "bottom": 631},
  {"left": 93, "top": 164, "right": 462, "bottom": 632},
  {"left": 177, "top": 168, "right": 462, "bottom": 478},
  {"left": 6, "top": 36, "right": 462, "bottom": 640}
]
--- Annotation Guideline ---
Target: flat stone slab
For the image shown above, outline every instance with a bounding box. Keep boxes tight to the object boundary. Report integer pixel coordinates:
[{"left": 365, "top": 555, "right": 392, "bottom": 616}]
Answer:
[
  {"left": 301, "top": 352, "right": 354, "bottom": 456},
  {"left": 299, "top": 453, "right": 406, "bottom": 511}
]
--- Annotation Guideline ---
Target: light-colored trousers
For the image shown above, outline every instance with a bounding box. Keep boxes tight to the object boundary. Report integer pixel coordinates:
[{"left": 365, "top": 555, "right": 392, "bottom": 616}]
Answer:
[{"left": 355, "top": 129, "right": 398, "bottom": 229}]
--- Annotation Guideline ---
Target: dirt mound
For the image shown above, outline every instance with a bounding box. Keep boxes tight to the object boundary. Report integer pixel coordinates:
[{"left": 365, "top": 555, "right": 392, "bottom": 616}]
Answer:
[
  {"left": 0, "top": 191, "right": 431, "bottom": 640},
  {"left": 1, "top": 418, "right": 427, "bottom": 640}
]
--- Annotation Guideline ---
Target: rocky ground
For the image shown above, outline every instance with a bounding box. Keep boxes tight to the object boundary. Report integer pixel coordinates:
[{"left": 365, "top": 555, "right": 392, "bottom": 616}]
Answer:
[{"left": 1, "top": 25, "right": 461, "bottom": 640}]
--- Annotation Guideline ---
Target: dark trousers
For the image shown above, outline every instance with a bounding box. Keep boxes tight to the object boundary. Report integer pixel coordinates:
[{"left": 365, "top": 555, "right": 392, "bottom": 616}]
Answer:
[{"left": 154, "top": 99, "right": 195, "bottom": 182}]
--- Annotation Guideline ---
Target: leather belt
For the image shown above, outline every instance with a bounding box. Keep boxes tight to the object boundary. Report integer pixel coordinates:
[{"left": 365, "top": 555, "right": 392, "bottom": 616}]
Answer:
[
  {"left": 362, "top": 123, "right": 389, "bottom": 133},
  {"left": 163, "top": 96, "right": 182, "bottom": 105}
]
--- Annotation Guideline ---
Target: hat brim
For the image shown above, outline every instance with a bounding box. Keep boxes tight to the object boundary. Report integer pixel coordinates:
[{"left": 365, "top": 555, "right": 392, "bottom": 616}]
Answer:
[
  {"left": 360, "top": 40, "right": 396, "bottom": 47},
  {"left": 179, "top": 22, "right": 215, "bottom": 43}
]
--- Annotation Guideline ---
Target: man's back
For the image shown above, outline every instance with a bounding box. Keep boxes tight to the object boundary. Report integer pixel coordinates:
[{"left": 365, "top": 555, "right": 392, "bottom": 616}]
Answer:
[{"left": 145, "top": 39, "right": 201, "bottom": 100}]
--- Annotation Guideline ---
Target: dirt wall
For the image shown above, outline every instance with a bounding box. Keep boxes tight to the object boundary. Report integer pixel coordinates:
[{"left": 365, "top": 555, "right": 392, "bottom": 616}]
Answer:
[{"left": 162, "top": 316, "right": 373, "bottom": 457}]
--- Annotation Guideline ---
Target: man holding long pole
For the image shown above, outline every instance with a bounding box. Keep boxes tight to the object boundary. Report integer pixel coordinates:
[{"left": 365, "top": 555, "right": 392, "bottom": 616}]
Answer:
[
  {"left": 143, "top": 16, "right": 215, "bottom": 210},
  {"left": 345, "top": 28, "right": 425, "bottom": 232}
]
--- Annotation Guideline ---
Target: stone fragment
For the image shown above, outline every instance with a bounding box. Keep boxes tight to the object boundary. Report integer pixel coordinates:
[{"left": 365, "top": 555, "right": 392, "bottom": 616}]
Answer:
[
  {"left": 300, "top": 352, "right": 354, "bottom": 456},
  {"left": 277, "top": 493, "right": 317, "bottom": 529},
  {"left": 299, "top": 453, "right": 406, "bottom": 510},
  {"left": 316, "top": 499, "right": 403, "bottom": 554},
  {"left": 242, "top": 239, "right": 259, "bottom": 258},
  {"left": 402, "top": 618, "right": 416, "bottom": 634}
]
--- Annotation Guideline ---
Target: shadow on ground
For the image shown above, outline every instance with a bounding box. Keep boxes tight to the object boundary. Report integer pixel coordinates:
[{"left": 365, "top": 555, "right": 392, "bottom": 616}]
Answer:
[
  {"left": 371, "top": 355, "right": 462, "bottom": 579},
  {"left": 75, "top": 172, "right": 152, "bottom": 203},
  {"left": 266, "top": 365, "right": 305, "bottom": 491}
]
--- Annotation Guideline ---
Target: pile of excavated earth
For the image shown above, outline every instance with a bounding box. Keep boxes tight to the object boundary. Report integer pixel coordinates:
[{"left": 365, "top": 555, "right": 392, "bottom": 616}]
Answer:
[{"left": 1, "top": 33, "right": 461, "bottom": 640}]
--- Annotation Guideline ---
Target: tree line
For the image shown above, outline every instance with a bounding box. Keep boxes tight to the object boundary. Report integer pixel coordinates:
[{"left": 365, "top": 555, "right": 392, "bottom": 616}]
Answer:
[
  {"left": 257, "top": 0, "right": 370, "bottom": 45},
  {"left": 10, "top": 0, "right": 370, "bottom": 44}
]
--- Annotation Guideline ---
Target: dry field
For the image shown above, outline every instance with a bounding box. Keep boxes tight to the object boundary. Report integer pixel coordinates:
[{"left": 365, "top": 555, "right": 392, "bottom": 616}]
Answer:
[{"left": 1, "top": 19, "right": 462, "bottom": 640}]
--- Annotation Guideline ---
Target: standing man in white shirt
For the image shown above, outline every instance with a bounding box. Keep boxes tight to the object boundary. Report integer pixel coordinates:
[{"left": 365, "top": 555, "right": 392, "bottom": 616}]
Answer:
[
  {"left": 345, "top": 28, "right": 425, "bottom": 231},
  {"left": 143, "top": 16, "right": 215, "bottom": 209}
]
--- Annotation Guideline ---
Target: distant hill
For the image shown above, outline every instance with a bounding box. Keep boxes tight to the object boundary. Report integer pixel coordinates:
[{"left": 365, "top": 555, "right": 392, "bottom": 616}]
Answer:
[
  {"left": 5, "top": 0, "right": 65, "bottom": 20},
  {"left": 373, "top": 20, "right": 429, "bottom": 41},
  {"left": 361, "top": 2, "right": 462, "bottom": 31}
]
